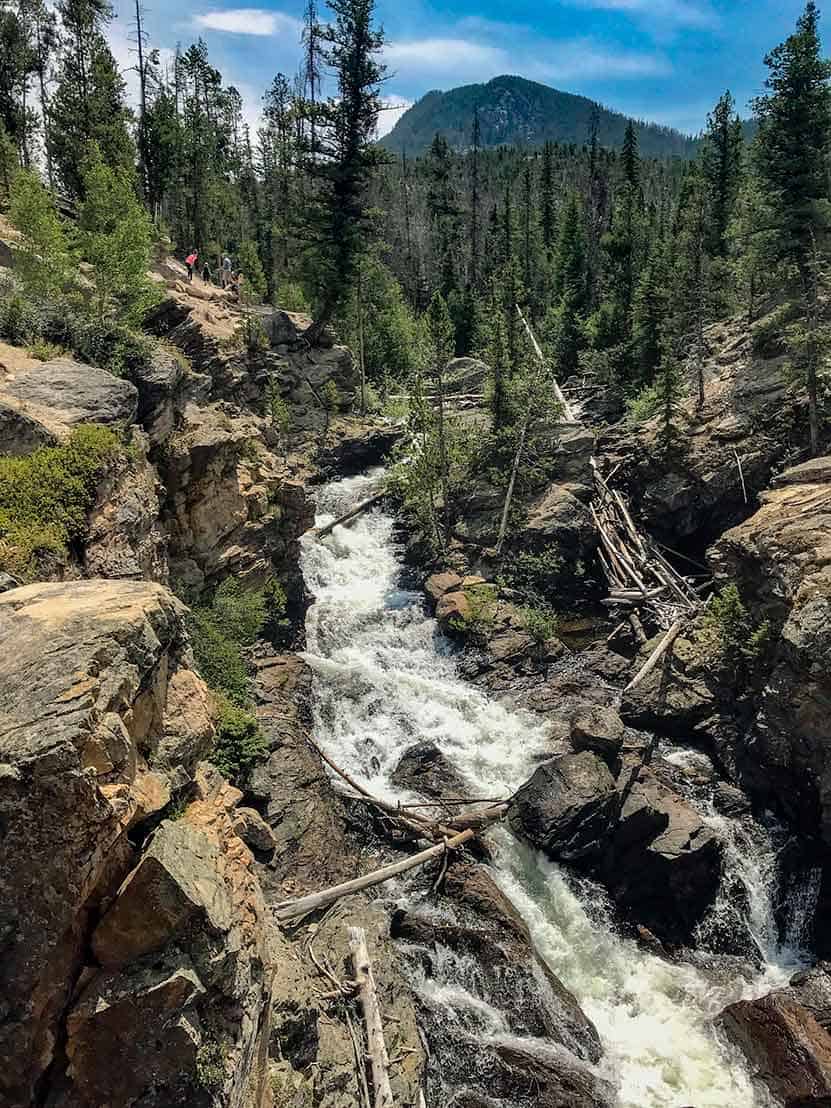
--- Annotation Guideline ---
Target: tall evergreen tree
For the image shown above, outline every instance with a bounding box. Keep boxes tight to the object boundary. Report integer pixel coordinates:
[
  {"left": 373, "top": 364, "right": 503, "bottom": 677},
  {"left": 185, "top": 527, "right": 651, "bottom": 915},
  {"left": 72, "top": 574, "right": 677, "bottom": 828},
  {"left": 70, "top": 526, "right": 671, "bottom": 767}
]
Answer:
[
  {"left": 302, "top": 0, "right": 385, "bottom": 341},
  {"left": 753, "top": 0, "right": 831, "bottom": 453},
  {"left": 701, "top": 90, "right": 743, "bottom": 259},
  {"left": 50, "top": 0, "right": 133, "bottom": 198}
]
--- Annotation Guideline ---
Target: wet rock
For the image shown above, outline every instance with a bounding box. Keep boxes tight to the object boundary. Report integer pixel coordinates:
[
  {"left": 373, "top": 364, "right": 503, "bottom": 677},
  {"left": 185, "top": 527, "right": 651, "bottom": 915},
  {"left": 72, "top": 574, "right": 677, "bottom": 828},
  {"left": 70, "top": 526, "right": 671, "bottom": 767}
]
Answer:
[
  {"left": 316, "top": 421, "right": 403, "bottom": 476},
  {"left": 713, "top": 781, "right": 752, "bottom": 818},
  {"left": 509, "top": 751, "right": 618, "bottom": 863},
  {"left": 491, "top": 1041, "right": 615, "bottom": 1108},
  {"left": 718, "top": 992, "right": 831, "bottom": 1107},
  {"left": 787, "top": 963, "right": 831, "bottom": 1032},
  {"left": 602, "top": 768, "right": 722, "bottom": 945},
  {"left": 570, "top": 705, "right": 625, "bottom": 764},
  {"left": 392, "top": 740, "right": 469, "bottom": 799}
]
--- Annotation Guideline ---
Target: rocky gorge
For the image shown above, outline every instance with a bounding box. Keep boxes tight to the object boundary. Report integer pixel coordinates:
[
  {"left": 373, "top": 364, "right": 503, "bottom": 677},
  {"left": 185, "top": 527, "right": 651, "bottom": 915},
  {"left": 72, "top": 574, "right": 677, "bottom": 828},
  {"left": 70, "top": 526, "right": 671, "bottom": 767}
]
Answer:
[{"left": 1, "top": 272, "right": 831, "bottom": 1108}]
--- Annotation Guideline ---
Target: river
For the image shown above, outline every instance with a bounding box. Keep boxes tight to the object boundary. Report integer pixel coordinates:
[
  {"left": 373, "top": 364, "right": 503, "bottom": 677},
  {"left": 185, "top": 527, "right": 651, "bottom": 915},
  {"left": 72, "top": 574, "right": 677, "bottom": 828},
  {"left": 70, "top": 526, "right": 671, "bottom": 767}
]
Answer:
[{"left": 299, "top": 471, "right": 813, "bottom": 1108}]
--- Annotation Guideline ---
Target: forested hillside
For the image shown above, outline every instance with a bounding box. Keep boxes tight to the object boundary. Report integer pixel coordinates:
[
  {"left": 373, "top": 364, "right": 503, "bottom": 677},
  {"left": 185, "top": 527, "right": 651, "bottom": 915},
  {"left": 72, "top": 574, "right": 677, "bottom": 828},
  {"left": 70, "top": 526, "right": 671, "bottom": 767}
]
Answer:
[{"left": 379, "top": 75, "right": 700, "bottom": 158}]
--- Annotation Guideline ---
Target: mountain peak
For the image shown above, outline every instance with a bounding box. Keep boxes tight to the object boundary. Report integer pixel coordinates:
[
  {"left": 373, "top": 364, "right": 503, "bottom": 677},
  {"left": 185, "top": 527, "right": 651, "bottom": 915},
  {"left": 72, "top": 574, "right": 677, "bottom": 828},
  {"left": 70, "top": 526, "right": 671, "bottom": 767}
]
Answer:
[{"left": 380, "top": 75, "right": 697, "bottom": 159}]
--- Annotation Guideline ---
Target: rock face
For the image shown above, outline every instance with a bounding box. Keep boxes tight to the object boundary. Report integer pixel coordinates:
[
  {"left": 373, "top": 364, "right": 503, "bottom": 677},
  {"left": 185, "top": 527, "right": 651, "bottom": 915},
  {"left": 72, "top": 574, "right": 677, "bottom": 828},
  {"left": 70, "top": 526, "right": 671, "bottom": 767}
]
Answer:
[
  {"left": 509, "top": 752, "right": 618, "bottom": 862},
  {"left": 710, "top": 457, "right": 831, "bottom": 843},
  {"left": 84, "top": 430, "right": 169, "bottom": 582},
  {"left": 719, "top": 991, "right": 831, "bottom": 1107},
  {"left": 0, "top": 356, "right": 138, "bottom": 444},
  {"left": 0, "top": 579, "right": 217, "bottom": 1105},
  {"left": 598, "top": 314, "right": 810, "bottom": 544}
]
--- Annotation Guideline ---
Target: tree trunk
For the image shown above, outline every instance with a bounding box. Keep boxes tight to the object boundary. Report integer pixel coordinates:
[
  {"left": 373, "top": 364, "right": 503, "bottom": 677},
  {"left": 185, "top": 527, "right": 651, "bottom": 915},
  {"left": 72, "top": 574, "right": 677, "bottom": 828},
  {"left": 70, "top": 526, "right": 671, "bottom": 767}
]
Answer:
[{"left": 349, "top": 928, "right": 395, "bottom": 1108}]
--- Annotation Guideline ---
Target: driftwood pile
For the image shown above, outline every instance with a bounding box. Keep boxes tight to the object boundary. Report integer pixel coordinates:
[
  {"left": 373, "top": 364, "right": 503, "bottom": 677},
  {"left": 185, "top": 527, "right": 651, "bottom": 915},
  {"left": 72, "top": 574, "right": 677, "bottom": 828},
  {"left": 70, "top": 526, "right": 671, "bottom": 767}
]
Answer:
[{"left": 591, "top": 458, "right": 702, "bottom": 630}]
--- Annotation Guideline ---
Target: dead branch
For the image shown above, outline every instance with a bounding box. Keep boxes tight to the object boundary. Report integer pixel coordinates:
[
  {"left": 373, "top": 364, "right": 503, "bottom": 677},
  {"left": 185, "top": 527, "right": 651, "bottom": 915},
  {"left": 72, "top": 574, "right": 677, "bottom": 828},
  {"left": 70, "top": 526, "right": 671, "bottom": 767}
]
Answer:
[
  {"left": 316, "top": 493, "right": 386, "bottom": 540},
  {"left": 274, "top": 829, "right": 476, "bottom": 922},
  {"left": 350, "top": 927, "right": 395, "bottom": 1108},
  {"left": 624, "top": 619, "right": 685, "bottom": 693}
]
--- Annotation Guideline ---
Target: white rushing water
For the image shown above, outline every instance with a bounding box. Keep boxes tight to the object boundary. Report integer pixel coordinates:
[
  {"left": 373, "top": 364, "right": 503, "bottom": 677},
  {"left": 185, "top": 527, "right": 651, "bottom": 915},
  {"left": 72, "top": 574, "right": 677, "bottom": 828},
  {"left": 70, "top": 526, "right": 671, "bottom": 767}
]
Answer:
[{"left": 300, "top": 471, "right": 804, "bottom": 1108}]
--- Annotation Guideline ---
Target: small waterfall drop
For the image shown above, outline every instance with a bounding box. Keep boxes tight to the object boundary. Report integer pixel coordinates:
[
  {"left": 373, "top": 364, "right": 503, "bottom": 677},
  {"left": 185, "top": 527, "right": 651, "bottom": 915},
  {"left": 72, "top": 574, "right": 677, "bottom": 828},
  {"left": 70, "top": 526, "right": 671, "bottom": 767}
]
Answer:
[{"left": 300, "top": 472, "right": 801, "bottom": 1108}]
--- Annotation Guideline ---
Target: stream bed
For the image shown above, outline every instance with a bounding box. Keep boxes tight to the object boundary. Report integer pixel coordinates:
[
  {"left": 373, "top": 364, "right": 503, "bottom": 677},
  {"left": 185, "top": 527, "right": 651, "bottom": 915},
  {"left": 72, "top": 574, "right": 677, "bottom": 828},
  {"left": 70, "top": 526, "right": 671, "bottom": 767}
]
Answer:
[{"left": 300, "top": 472, "right": 814, "bottom": 1108}]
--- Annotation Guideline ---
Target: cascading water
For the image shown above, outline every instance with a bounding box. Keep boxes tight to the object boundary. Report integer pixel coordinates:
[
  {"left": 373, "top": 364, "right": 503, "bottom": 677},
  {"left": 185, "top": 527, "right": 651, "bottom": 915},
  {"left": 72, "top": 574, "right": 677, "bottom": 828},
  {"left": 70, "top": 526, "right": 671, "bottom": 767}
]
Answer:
[{"left": 300, "top": 471, "right": 801, "bottom": 1108}]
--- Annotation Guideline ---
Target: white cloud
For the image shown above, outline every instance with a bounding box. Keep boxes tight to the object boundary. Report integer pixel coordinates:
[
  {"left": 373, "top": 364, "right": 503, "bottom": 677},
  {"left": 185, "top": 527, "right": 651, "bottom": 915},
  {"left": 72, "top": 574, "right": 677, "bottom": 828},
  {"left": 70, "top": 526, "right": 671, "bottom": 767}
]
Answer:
[
  {"left": 383, "top": 37, "right": 507, "bottom": 81},
  {"left": 194, "top": 8, "right": 301, "bottom": 37},
  {"left": 376, "top": 95, "right": 414, "bottom": 138},
  {"left": 531, "top": 42, "right": 672, "bottom": 82},
  {"left": 382, "top": 31, "right": 668, "bottom": 87},
  {"left": 565, "top": 0, "right": 718, "bottom": 30}
]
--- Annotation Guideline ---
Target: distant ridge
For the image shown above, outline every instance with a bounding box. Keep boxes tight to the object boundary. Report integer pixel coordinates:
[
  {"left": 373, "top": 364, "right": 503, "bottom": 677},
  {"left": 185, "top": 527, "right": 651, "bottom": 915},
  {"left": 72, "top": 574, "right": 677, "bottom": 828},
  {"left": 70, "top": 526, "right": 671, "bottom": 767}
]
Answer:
[{"left": 380, "top": 75, "right": 698, "bottom": 159}]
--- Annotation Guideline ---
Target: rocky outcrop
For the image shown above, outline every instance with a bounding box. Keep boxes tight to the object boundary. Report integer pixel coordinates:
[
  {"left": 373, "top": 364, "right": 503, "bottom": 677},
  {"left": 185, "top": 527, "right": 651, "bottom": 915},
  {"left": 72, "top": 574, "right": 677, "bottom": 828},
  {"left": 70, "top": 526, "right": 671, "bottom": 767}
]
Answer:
[
  {"left": 718, "top": 991, "right": 831, "bottom": 1107},
  {"left": 598, "top": 314, "right": 813, "bottom": 544},
  {"left": 0, "top": 579, "right": 216, "bottom": 1104},
  {"left": 600, "top": 767, "right": 722, "bottom": 945},
  {"left": 709, "top": 457, "right": 831, "bottom": 843},
  {"left": 62, "top": 764, "right": 271, "bottom": 1108},
  {"left": 84, "top": 429, "right": 169, "bottom": 582},
  {"left": 0, "top": 356, "right": 138, "bottom": 448}
]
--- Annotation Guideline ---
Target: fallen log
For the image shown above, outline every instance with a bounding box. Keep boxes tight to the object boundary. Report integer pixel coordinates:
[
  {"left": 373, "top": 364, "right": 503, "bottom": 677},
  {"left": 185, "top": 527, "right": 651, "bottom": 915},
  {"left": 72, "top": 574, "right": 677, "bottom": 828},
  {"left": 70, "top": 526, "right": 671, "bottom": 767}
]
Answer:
[
  {"left": 274, "top": 829, "right": 475, "bottom": 922},
  {"left": 350, "top": 927, "right": 395, "bottom": 1108},
  {"left": 624, "top": 619, "right": 684, "bottom": 693},
  {"left": 316, "top": 492, "right": 386, "bottom": 539}
]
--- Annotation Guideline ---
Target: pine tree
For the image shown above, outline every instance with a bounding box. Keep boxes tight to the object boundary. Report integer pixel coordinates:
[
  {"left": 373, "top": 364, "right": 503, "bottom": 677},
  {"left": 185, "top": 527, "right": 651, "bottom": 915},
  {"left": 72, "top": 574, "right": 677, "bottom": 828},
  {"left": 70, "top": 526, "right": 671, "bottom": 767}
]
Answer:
[
  {"left": 238, "top": 239, "right": 267, "bottom": 300},
  {"left": 50, "top": 0, "right": 134, "bottom": 198},
  {"left": 426, "top": 132, "right": 459, "bottom": 296},
  {"left": 631, "top": 237, "right": 669, "bottom": 387},
  {"left": 540, "top": 140, "right": 555, "bottom": 254},
  {"left": 701, "top": 90, "right": 743, "bottom": 259},
  {"left": 546, "top": 190, "right": 588, "bottom": 379},
  {"left": 470, "top": 107, "right": 482, "bottom": 289},
  {"left": 78, "top": 146, "right": 157, "bottom": 323},
  {"left": 302, "top": 0, "right": 385, "bottom": 341},
  {"left": 426, "top": 290, "right": 454, "bottom": 528},
  {"left": 753, "top": 0, "right": 831, "bottom": 453}
]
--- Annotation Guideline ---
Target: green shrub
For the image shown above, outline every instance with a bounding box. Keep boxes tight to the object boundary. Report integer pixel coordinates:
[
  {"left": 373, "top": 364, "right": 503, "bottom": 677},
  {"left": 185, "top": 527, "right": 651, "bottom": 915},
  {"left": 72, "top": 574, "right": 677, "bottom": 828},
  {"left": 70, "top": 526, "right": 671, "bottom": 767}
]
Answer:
[
  {"left": 27, "top": 340, "right": 67, "bottom": 361},
  {"left": 274, "top": 279, "right": 311, "bottom": 314},
  {"left": 450, "top": 583, "right": 499, "bottom": 639},
  {"left": 498, "top": 547, "right": 566, "bottom": 607},
  {"left": 522, "top": 607, "right": 559, "bottom": 646},
  {"left": 0, "top": 425, "right": 122, "bottom": 581},
  {"left": 224, "top": 313, "right": 269, "bottom": 355},
  {"left": 702, "top": 583, "right": 772, "bottom": 683},
  {"left": 266, "top": 375, "right": 291, "bottom": 434},
  {"left": 195, "top": 1040, "right": 226, "bottom": 1091},
  {"left": 625, "top": 383, "right": 661, "bottom": 424},
  {"left": 188, "top": 606, "right": 252, "bottom": 705},
  {"left": 211, "top": 696, "right": 269, "bottom": 784},
  {"left": 0, "top": 290, "right": 40, "bottom": 346}
]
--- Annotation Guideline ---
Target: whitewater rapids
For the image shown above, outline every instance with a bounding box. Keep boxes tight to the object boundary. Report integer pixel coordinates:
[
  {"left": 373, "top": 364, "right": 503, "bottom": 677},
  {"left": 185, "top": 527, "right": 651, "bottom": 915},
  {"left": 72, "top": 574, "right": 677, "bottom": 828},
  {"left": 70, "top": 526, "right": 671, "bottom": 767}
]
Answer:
[{"left": 300, "top": 471, "right": 809, "bottom": 1108}]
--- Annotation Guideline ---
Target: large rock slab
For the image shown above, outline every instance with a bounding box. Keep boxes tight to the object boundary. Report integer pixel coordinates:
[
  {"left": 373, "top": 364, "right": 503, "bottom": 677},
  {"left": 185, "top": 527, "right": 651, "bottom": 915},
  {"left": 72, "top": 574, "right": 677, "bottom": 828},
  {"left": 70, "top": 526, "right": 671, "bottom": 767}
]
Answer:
[
  {"left": 601, "top": 768, "right": 722, "bottom": 945},
  {"left": 0, "top": 356, "right": 138, "bottom": 442},
  {"left": 0, "top": 579, "right": 211, "bottom": 1105},
  {"left": 509, "top": 751, "right": 618, "bottom": 862}
]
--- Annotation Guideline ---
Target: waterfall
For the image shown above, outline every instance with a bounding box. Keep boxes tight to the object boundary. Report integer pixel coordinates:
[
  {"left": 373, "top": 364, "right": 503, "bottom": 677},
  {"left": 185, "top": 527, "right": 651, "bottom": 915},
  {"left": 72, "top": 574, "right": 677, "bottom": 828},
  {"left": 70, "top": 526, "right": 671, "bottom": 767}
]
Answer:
[{"left": 300, "top": 472, "right": 789, "bottom": 1108}]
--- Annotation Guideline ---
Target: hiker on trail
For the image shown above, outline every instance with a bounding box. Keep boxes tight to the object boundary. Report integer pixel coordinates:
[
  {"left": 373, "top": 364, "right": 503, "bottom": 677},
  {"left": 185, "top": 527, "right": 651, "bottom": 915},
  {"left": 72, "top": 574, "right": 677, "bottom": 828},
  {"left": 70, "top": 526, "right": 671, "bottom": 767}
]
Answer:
[
  {"left": 221, "top": 254, "right": 232, "bottom": 289},
  {"left": 185, "top": 249, "right": 198, "bottom": 283},
  {"left": 202, "top": 259, "right": 213, "bottom": 285}
]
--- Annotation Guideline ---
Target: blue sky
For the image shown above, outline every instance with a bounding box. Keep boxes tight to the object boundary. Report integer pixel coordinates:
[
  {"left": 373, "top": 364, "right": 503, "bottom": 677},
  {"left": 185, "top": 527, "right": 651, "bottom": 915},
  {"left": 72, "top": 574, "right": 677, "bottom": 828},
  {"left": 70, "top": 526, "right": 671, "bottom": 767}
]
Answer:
[{"left": 108, "top": 0, "right": 815, "bottom": 137}]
